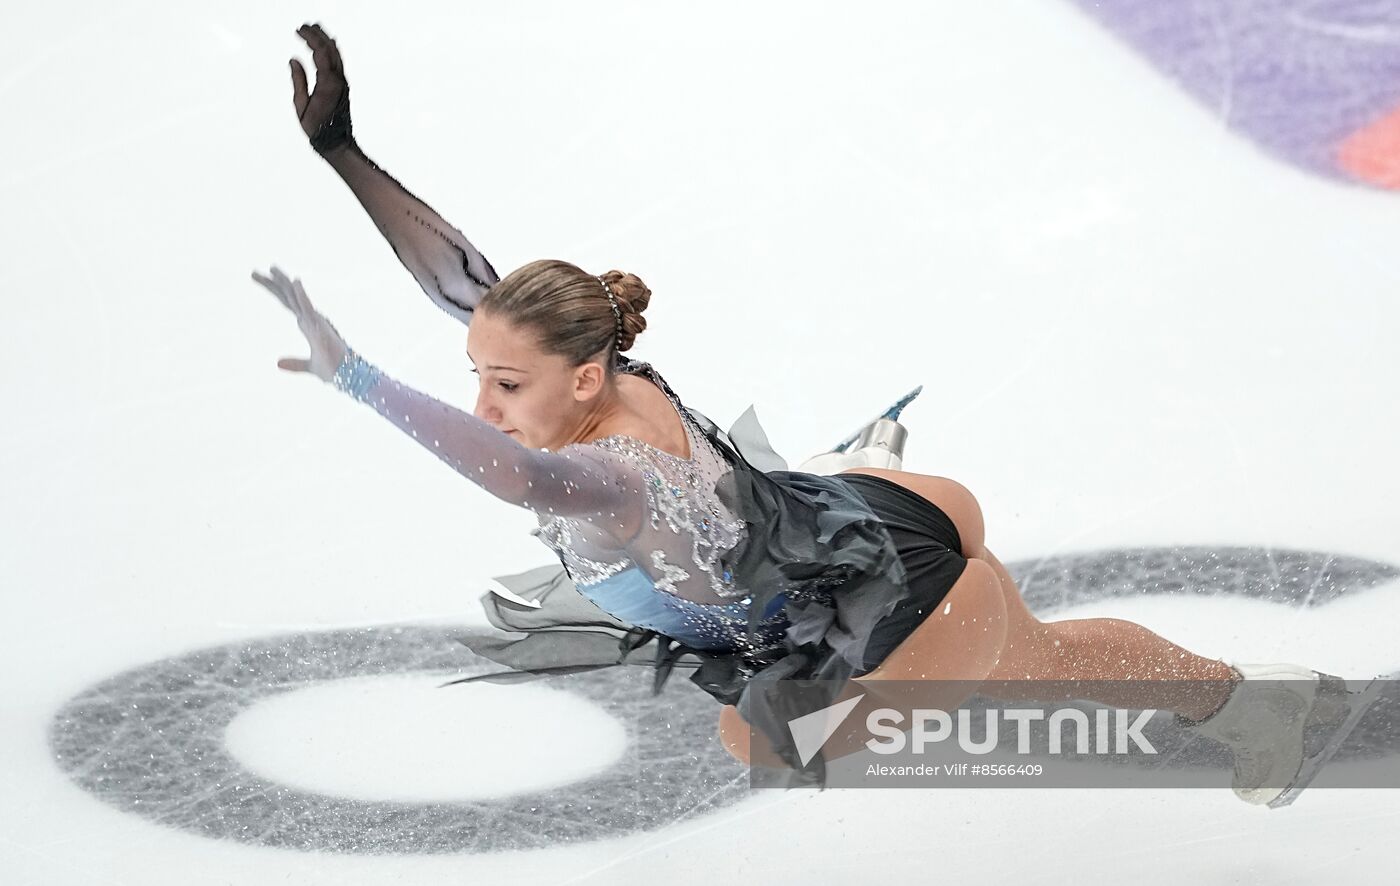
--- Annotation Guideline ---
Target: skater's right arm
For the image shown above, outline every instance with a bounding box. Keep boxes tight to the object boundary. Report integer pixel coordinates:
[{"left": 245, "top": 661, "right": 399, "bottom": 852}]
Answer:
[
  {"left": 252, "top": 265, "right": 641, "bottom": 529},
  {"left": 289, "top": 23, "right": 498, "bottom": 325},
  {"left": 333, "top": 351, "right": 640, "bottom": 524}
]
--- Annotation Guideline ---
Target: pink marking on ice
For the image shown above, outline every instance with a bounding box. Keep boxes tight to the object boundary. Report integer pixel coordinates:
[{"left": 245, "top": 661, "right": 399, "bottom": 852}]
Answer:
[{"left": 1338, "top": 103, "right": 1400, "bottom": 189}]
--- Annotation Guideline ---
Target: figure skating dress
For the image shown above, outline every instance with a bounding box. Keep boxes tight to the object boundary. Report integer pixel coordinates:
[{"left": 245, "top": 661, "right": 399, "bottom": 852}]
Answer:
[{"left": 313, "top": 138, "right": 970, "bottom": 780}]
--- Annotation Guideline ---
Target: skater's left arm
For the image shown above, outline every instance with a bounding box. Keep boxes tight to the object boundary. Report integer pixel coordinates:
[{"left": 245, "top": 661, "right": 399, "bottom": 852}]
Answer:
[{"left": 289, "top": 23, "right": 498, "bottom": 325}]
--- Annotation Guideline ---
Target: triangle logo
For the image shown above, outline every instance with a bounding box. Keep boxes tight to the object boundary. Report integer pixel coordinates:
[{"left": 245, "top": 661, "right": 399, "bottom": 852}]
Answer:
[{"left": 788, "top": 693, "right": 866, "bottom": 766}]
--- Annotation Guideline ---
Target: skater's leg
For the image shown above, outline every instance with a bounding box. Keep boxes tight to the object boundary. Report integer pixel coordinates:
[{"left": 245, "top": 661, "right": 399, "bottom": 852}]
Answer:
[
  {"left": 975, "top": 544, "right": 1238, "bottom": 721},
  {"left": 837, "top": 467, "right": 1238, "bottom": 720},
  {"left": 974, "top": 542, "right": 1355, "bottom": 809}
]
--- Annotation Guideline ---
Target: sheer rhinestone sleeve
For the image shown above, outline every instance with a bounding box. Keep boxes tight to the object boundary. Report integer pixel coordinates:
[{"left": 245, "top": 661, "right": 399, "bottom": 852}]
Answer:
[{"left": 332, "top": 351, "right": 642, "bottom": 525}]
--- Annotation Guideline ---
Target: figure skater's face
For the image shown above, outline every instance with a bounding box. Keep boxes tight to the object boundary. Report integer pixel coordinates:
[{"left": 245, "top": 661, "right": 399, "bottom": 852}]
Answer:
[{"left": 465, "top": 310, "right": 610, "bottom": 450}]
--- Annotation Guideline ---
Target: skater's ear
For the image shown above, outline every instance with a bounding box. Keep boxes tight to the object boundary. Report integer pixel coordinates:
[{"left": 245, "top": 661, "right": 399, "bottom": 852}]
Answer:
[{"left": 571, "top": 359, "right": 609, "bottom": 402}]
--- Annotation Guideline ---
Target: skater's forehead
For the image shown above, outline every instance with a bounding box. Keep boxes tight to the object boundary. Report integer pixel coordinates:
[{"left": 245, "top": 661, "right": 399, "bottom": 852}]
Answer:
[
  {"left": 466, "top": 352, "right": 531, "bottom": 374},
  {"left": 466, "top": 314, "right": 542, "bottom": 373}
]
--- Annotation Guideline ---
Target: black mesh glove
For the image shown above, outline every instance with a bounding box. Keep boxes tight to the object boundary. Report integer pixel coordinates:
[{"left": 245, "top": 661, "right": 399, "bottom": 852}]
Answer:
[
  {"left": 290, "top": 23, "right": 354, "bottom": 156},
  {"left": 281, "top": 22, "right": 500, "bottom": 325}
]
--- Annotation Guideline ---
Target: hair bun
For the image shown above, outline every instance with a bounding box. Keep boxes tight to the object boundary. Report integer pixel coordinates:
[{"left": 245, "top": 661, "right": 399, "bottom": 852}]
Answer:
[
  {"left": 478, "top": 259, "right": 654, "bottom": 366},
  {"left": 601, "top": 270, "right": 651, "bottom": 352}
]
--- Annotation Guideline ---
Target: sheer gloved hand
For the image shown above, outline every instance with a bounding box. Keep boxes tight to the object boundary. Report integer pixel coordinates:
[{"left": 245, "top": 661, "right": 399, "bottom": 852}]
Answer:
[
  {"left": 289, "top": 22, "right": 354, "bottom": 156},
  {"left": 250, "top": 266, "right": 350, "bottom": 383}
]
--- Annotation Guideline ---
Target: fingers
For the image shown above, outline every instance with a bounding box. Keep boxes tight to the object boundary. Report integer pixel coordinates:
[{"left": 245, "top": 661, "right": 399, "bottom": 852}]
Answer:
[
  {"left": 291, "top": 278, "right": 311, "bottom": 313},
  {"left": 268, "top": 267, "right": 292, "bottom": 296},
  {"left": 297, "top": 22, "right": 324, "bottom": 48},
  {"left": 289, "top": 58, "right": 308, "bottom": 117},
  {"left": 251, "top": 266, "right": 322, "bottom": 330},
  {"left": 296, "top": 23, "right": 321, "bottom": 52},
  {"left": 309, "top": 23, "right": 343, "bottom": 75},
  {"left": 255, "top": 264, "right": 323, "bottom": 377},
  {"left": 250, "top": 267, "right": 299, "bottom": 315},
  {"left": 250, "top": 270, "right": 290, "bottom": 309},
  {"left": 269, "top": 266, "right": 296, "bottom": 297},
  {"left": 298, "top": 23, "right": 336, "bottom": 77},
  {"left": 296, "top": 24, "right": 328, "bottom": 75}
]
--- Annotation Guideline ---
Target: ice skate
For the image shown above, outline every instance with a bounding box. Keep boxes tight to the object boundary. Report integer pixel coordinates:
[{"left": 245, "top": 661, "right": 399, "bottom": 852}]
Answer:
[
  {"left": 798, "top": 417, "right": 908, "bottom": 473},
  {"left": 797, "top": 386, "right": 921, "bottom": 475},
  {"left": 1182, "top": 662, "right": 1381, "bottom": 808}
]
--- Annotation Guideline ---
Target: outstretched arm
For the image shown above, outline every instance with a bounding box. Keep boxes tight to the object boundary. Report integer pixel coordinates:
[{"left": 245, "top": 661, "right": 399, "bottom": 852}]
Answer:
[
  {"left": 290, "top": 23, "right": 497, "bottom": 325},
  {"left": 252, "top": 266, "right": 636, "bottom": 525},
  {"left": 334, "top": 350, "right": 635, "bottom": 520},
  {"left": 321, "top": 144, "right": 498, "bottom": 324}
]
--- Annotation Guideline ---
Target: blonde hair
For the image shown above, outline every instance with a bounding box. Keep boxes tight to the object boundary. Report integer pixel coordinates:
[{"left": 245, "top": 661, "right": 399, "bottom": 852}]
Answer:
[{"left": 479, "top": 259, "right": 651, "bottom": 368}]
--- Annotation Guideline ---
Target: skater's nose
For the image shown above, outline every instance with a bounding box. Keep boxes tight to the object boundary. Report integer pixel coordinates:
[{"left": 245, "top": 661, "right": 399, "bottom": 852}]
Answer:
[{"left": 473, "top": 388, "right": 502, "bottom": 424}]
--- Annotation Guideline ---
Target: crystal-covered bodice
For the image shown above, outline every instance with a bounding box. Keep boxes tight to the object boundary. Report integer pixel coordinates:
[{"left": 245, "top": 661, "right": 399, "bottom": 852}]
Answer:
[{"left": 533, "top": 359, "right": 755, "bottom": 608}]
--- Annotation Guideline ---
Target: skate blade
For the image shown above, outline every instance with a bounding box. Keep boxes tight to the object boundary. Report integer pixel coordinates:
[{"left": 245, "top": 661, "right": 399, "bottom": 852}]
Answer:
[
  {"left": 831, "top": 386, "right": 923, "bottom": 453},
  {"left": 1266, "top": 676, "right": 1381, "bottom": 809}
]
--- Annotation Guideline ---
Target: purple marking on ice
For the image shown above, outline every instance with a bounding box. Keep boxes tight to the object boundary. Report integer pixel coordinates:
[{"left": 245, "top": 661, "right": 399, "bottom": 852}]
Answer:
[{"left": 1065, "top": 0, "right": 1400, "bottom": 186}]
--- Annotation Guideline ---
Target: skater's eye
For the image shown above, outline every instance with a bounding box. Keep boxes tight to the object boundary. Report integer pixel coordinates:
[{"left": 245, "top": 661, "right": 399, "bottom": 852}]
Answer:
[{"left": 470, "top": 368, "right": 517, "bottom": 392}]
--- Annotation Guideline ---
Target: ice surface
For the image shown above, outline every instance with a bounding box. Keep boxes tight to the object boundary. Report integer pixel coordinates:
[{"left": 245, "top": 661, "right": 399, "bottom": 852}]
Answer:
[
  {"left": 223, "top": 675, "right": 629, "bottom": 802},
  {"left": 5, "top": 1, "right": 1400, "bottom": 883}
]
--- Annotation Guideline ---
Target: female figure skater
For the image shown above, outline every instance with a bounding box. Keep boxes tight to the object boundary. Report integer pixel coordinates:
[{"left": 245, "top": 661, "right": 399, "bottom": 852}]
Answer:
[{"left": 257, "top": 23, "right": 1343, "bottom": 804}]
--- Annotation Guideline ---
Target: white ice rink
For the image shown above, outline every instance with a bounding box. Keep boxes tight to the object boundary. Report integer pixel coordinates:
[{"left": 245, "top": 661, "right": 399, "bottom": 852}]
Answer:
[{"left": 4, "top": 1, "right": 1400, "bottom": 883}]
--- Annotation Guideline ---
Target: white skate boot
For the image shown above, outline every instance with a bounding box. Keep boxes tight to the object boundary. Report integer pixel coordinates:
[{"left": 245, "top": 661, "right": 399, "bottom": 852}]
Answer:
[
  {"left": 797, "top": 386, "right": 922, "bottom": 476},
  {"left": 797, "top": 417, "right": 907, "bottom": 474},
  {"left": 1182, "top": 662, "right": 1380, "bottom": 808}
]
